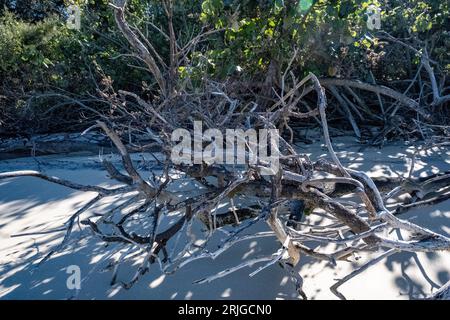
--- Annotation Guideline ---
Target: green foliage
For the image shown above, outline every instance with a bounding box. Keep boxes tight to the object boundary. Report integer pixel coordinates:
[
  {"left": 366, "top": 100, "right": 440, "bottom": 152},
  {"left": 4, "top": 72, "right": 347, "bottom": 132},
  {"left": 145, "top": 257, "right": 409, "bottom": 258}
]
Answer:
[
  {"left": 0, "top": 0, "right": 448, "bottom": 134},
  {"left": 0, "top": 2, "right": 154, "bottom": 134},
  {"left": 0, "top": 0, "right": 66, "bottom": 21},
  {"left": 0, "top": 11, "right": 81, "bottom": 85},
  {"left": 189, "top": 0, "right": 448, "bottom": 81},
  {"left": 194, "top": 0, "right": 372, "bottom": 78}
]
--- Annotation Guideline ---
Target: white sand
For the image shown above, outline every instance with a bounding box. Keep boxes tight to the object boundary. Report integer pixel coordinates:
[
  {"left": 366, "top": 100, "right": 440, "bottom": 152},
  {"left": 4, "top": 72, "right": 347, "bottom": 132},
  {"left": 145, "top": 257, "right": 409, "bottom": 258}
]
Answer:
[{"left": 0, "top": 137, "right": 449, "bottom": 299}]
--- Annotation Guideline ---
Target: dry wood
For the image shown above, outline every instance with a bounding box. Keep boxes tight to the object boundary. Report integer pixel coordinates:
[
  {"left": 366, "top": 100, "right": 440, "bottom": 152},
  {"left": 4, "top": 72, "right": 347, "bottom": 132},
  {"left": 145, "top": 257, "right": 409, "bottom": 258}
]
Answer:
[{"left": 3, "top": 5, "right": 449, "bottom": 300}]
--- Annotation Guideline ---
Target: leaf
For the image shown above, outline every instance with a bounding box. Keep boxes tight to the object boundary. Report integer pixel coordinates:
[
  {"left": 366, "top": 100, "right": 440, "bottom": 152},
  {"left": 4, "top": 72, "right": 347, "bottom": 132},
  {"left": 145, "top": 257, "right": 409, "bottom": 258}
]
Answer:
[
  {"left": 274, "top": 0, "right": 284, "bottom": 11},
  {"left": 297, "top": 0, "right": 313, "bottom": 13},
  {"left": 42, "top": 57, "right": 53, "bottom": 68}
]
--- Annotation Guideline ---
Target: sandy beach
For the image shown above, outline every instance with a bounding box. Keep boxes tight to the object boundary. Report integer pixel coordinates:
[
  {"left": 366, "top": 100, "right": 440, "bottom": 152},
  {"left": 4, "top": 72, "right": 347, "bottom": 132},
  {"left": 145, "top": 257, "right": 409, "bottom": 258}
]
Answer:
[{"left": 1, "top": 136, "right": 449, "bottom": 299}]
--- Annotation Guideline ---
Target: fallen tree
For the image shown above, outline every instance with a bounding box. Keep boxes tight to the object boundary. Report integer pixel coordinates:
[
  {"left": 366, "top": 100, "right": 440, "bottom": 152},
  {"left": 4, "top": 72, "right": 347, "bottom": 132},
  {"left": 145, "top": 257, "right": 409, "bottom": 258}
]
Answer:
[
  {"left": 1, "top": 0, "right": 449, "bottom": 299},
  {"left": 2, "top": 72, "right": 449, "bottom": 298}
]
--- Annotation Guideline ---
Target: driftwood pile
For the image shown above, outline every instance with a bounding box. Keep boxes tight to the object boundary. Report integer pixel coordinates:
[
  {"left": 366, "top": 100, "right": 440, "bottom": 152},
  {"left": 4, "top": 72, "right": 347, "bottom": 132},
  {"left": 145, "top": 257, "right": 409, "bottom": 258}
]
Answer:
[{"left": 1, "top": 0, "right": 449, "bottom": 299}]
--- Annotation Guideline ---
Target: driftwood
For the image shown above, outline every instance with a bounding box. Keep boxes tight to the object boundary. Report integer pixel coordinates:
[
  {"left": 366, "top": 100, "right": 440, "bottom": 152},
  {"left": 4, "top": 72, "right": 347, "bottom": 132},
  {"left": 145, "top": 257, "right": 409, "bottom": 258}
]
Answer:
[
  {"left": 1, "top": 0, "right": 449, "bottom": 300},
  {"left": 427, "top": 280, "right": 450, "bottom": 300},
  {"left": 2, "top": 73, "right": 449, "bottom": 298},
  {"left": 0, "top": 133, "right": 112, "bottom": 160}
]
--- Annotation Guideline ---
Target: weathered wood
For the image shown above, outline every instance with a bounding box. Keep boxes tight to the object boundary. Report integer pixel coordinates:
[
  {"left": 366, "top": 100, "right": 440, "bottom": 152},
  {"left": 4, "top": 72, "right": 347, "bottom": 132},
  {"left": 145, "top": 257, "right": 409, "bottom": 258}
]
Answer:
[
  {"left": 0, "top": 133, "right": 112, "bottom": 160},
  {"left": 428, "top": 280, "right": 450, "bottom": 300}
]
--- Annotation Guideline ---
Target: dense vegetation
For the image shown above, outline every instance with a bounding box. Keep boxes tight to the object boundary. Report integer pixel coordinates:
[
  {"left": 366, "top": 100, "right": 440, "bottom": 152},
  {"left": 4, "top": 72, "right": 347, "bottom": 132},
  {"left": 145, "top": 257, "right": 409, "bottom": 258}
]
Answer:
[{"left": 0, "top": 0, "right": 448, "bottom": 136}]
